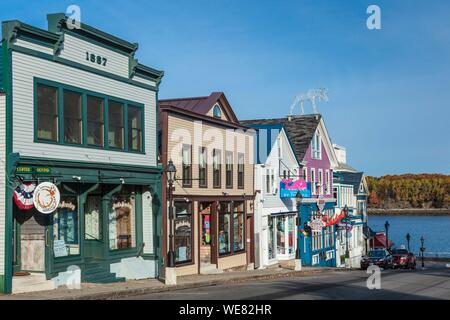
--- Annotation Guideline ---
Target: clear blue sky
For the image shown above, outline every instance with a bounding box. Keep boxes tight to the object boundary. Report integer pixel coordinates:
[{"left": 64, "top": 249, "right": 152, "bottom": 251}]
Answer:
[{"left": 1, "top": 0, "right": 449, "bottom": 177}]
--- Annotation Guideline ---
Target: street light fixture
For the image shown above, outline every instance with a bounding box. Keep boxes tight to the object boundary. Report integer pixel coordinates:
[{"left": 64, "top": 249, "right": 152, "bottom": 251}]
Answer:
[
  {"left": 420, "top": 236, "right": 425, "bottom": 269},
  {"left": 166, "top": 159, "right": 177, "bottom": 269},
  {"left": 384, "top": 220, "right": 390, "bottom": 252},
  {"left": 406, "top": 233, "right": 411, "bottom": 252}
]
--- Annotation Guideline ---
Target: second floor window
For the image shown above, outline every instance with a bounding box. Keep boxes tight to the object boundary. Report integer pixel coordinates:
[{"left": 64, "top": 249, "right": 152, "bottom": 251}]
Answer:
[
  {"left": 128, "top": 105, "right": 143, "bottom": 152},
  {"left": 237, "top": 153, "right": 244, "bottom": 189},
  {"left": 265, "top": 168, "right": 275, "bottom": 194},
  {"left": 199, "top": 147, "right": 207, "bottom": 188},
  {"left": 182, "top": 144, "right": 192, "bottom": 187},
  {"left": 37, "top": 84, "right": 58, "bottom": 141},
  {"left": 64, "top": 90, "right": 83, "bottom": 144},
  {"left": 108, "top": 101, "right": 124, "bottom": 149},
  {"left": 87, "top": 96, "right": 104, "bottom": 147},
  {"left": 35, "top": 79, "right": 144, "bottom": 153},
  {"left": 226, "top": 151, "right": 233, "bottom": 188},
  {"left": 213, "top": 149, "right": 221, "bottom": 188}
]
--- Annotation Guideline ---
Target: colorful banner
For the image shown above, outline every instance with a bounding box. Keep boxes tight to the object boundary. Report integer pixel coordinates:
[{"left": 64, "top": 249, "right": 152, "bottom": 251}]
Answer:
[{"left": 279, "top": 179, "right": 311, "bottom": 198}]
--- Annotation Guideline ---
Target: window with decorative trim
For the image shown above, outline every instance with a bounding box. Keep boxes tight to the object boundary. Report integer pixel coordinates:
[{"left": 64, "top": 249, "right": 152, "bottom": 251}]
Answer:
[
  {"left": 311, "top": 130, "right": 322, "bottom": 160},
  {"left": 182, "top": 144, "right": 192, "bottom": 187},
  {"left": 225, "top": 151, "right": 233, "bottom": 189},
  {"left": 34, "top": 78, "right": 145, "bottom": 153},
  {"left": 199, "top": 147, "right": 207, "bottom": 188},
  {"left": 213, "top": 149, "right": 222, "bottom": 188},
  {"left": 237, "top": 153, "right": 244, "bottom": 189}
]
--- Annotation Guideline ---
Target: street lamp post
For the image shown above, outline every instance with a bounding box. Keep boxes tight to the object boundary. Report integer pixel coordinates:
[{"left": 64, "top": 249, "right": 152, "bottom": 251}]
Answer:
[
  {"left": 384, "top": 220, "right": 390, "bottom": 252},
  {"left": 295, "top": 192, "right": 302, "bottom": 271},
  {"left": 344, "top": 205, "right": 349, "bottom": 259},
  {"left": 165, "top": 159, "right": 177, "bottom": 284},
  {"left": 406, "top": 233, "right": 411, "bottom": 252},
  {"left": 420, "top": 236, "right": 425, "bottom": 269}
]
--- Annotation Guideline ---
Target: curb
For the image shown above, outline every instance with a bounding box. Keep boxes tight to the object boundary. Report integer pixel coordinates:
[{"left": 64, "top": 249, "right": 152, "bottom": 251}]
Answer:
[{"left": 51, "top": 267, "right": 355, "bottom": 300}]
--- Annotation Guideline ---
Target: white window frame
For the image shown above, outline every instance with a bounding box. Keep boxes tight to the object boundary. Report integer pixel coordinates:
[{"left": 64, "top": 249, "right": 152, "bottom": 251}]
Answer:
[
  {"left": 326, "top": 170, "right": 331, "bottom": 194},
  {"left": 318, "top": 169, "right": 323, "bottom": 195},
  {"left": 311, "top": 130, "right": 322, "bottom": 160},
  {"left": 311, "top": 168, "right": 316, "bottom": 195}
]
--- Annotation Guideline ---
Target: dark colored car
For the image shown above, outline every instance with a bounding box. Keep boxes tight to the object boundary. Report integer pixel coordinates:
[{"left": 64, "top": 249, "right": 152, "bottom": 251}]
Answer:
[
  {"left": 392, "top": 248, "right": 416, "bottom": 269},
  {"left": 360, "top": 249, "right": 394, "bottom": 270}
]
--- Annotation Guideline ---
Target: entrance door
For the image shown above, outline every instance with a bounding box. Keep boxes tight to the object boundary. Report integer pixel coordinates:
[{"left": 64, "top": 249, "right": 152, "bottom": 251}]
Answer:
[
  {"left": 84, "top": 196, "right": 104, "bottom": 261},
  {"left": 199, "top": 202, "right": 215, "bottom": 266}
]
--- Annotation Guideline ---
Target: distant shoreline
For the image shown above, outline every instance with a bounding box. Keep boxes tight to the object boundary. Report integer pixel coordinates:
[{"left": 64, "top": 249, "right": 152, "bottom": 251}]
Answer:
[{"left": 368, "top": 208, "right": 450, "bottom": 216}]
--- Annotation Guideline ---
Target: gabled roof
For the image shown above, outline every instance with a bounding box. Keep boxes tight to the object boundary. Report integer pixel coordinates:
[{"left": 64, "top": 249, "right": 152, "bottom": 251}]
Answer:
[
  {"left": 334, "top": 171, "right": 364, "bottom": 195},
  {"left": 159, "top": 92, "right": 239, "bottom": 124},
  {"left": 241, "top": 114, "right": 321, "bottom": 163}
]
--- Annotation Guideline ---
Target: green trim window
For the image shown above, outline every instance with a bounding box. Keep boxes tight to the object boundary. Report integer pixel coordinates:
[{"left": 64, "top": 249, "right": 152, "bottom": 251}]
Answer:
[
  {"left": 37, "top": 84, "right": 59, "bottom": 141},
  {"left": 63, "top": 90, "right": 83, "bottom": 144},
  {"left": 34, "top": 78, "right": 145, "bottom": 153},
  {"left": 128, "top": 105, "right": 143, "bottom": 152},
  {"left": 108, "top": 100, "right": 124, "bottom": 149},
  {"left": 87, "top": 96, "right": 105, "bottom": 147},
  {"left": 53, "top": 195, "right": 80, "bottom": 257}
]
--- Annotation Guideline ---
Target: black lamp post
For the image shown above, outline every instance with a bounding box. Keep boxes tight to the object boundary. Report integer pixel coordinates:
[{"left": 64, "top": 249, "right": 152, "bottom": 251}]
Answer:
[
  {"left": 295, "top": 192, "right": 302, "bottom": 261},
  {"left": 343, "top": 205, "right": 349, "bottom": 259},
  {"left": 166, "top": 159, "right": 177, "bottom": 268},
  {"left": 420, "top": 236, "right": 425, "bottom": 269},
  {"left": 384, "top": 220, "right": 390, "bottom": 251},
  {"left": 406, "top": 233, "right": 411, "bottom": 252}
]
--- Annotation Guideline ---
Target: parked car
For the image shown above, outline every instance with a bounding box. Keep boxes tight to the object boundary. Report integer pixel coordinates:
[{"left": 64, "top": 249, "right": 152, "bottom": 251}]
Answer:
[
  {"left": 392, "top": 248, "right": 416, "bottom": 269},
  {"left": 360, "top": 249, "right": 394, "bottom": 270}
]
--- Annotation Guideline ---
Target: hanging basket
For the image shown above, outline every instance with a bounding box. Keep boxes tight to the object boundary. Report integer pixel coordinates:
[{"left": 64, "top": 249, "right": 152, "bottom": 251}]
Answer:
[{"left": 13, "top": 183, "right": 36, "bottom": 210}]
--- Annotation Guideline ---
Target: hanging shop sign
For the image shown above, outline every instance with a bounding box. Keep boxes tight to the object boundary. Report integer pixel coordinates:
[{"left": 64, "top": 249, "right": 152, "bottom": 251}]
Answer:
[
  {"left": 16, "top": 166, "right": 52, "bottom": 175},
  {"left": 33, "top": 182, "right": 60, "bottom": 214},
  {"left": 13, "top": 183, "right": 36, "bottom": 210},
  {"left": 307, "top": 217, "right": 325, "bottom": 232},
  {"left": 280, "top": 179, "right": 311, "bottom": 198}
]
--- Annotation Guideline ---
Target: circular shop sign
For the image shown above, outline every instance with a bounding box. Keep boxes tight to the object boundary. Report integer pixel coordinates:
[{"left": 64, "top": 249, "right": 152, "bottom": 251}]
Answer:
[{"left": 33, "top": 182, "right": 60, "bottom": 214}]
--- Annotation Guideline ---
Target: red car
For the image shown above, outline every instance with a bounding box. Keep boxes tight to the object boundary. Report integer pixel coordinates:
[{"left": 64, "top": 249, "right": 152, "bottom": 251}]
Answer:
[{"left": 392, "top": 248, "right": 416, "bottom": 269}]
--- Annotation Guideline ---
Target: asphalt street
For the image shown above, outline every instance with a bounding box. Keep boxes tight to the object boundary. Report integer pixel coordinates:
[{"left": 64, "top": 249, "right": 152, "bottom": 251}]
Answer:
[{"left": 124, "top": 261, "right": 450, "bottom": 300}]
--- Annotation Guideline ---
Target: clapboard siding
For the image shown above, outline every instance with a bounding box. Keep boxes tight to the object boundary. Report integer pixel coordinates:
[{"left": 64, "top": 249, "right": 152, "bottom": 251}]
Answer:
[
  {"left": 132, "top": 75, "right": 156, "bottom": 87},
  {"left": 59, "top": 34, "right": 129, "bottom": 78},
  {"left": 13, "top": 39, "right": 54, "bottom": 55},
  {"left": 0, "top": 94, "right": 6, "bottom": 276},
  {"left": 167, "top": 114, "right": 254, "bottom": 197},
  {"left": 12, "top": 51, "right": 157, "bottom": 166}
]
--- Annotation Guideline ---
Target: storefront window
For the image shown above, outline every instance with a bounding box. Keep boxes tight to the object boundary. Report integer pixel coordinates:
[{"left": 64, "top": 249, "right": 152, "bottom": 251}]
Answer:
[
  {"left": 276, "top": 217, "right": 286, "bottom": 255},
  {"left": 37, "top": 84, "right": 58, "bottom": 141},
  {"left": 200, "top": 202, "right": 212, "bottom": 245},
  {"left": 268, "top": 217, "right": 275, "bottom": 260},
  {"left": 233, "top": 202, "right": 245, "bottom": 252},
  {"left": 174, "top": 201, "right": 193, "bottom": 264},
  {"left": 87, "top": 95, "right": 104, "bottom": 147},
  {"left": 109, "top": 186, "right": 136, "bottom": 250},
  {"left": 218, "top": 202, "right": 231, "bottom": 255},
  {"left": 128, "top": 105, "right": 142, "bottom": 152},
  {"left": 108, "top": 100, "right": 124, "bottom": 149},
  {"left": 53, "top": 195, "right": 79, "bottom": 257},
  {"left": 64, "top": 90, "right": 83, "bottom": 144},
  {"left": 288, "top": 216, "right": 295, "bottom": 254}
]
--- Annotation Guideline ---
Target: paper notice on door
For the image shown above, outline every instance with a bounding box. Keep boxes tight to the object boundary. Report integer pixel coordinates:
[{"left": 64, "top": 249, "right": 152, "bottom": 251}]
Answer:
[{"left": 53, "top": 239, "right": 69, "bottom": 258}]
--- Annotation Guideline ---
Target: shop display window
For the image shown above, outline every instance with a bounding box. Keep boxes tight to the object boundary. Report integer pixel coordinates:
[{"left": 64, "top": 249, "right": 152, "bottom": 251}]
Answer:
[
  {"left": 109, "top": 186, "right": 136, "bottom": 250},
  {"left": 53, "top": 195, "right": 79, "bottom": 257},
  {"left": 218, "top": 202, "right": 231, "bottom": 255},
  {"left": 233, "top": 201, "right": 245, "bottom": 252},
  {"left": 174, "top": 201, "right": 193, "bottom": 264}
]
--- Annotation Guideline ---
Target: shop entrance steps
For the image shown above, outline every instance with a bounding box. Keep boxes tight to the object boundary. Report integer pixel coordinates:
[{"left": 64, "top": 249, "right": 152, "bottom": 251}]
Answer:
[
  {"left": 83, "top": 261, "right": 125, "bottom": 283},
  {"left": 200, "top": 263, "right": 224, "bottom": 275}
]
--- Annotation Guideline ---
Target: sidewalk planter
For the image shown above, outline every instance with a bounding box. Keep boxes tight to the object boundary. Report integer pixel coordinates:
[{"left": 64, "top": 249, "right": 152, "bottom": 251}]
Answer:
[
  {"left": 159, "top": 93, "right": 256, "bottom": 276},
  {"left": 0, "top": 13, "right": 163, "bottom": 294}
]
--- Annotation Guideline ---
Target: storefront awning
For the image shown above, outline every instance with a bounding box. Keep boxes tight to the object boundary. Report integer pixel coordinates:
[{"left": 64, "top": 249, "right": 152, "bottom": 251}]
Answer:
[{"left": 270, "top": 211, "right": 298, "bottom": 217}]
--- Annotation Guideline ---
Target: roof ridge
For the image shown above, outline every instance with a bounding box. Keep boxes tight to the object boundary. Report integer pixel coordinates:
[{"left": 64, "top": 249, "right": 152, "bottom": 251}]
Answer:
[{"left": 159, "top": 96, "right": 208, "bottom": 102}]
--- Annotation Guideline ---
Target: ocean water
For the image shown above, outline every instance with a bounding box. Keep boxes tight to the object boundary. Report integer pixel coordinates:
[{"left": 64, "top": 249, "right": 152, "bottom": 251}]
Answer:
[{"left": 368, "top": 215, "right": 450, "bottom": 257}]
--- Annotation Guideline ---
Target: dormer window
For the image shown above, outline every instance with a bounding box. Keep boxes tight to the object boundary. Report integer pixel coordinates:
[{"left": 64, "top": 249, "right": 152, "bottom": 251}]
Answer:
[
  {"left": 311, "top": 130, "right": 322, "bottom": 160},
  {"left": 212, "top": 104, "right": 222, "bottom": 118}
]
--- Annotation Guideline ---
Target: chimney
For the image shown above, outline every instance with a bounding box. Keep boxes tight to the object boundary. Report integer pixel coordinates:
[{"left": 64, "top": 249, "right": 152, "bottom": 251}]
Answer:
[{"left": 333, "top": 144, "right": 347, "bottom": 164}]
